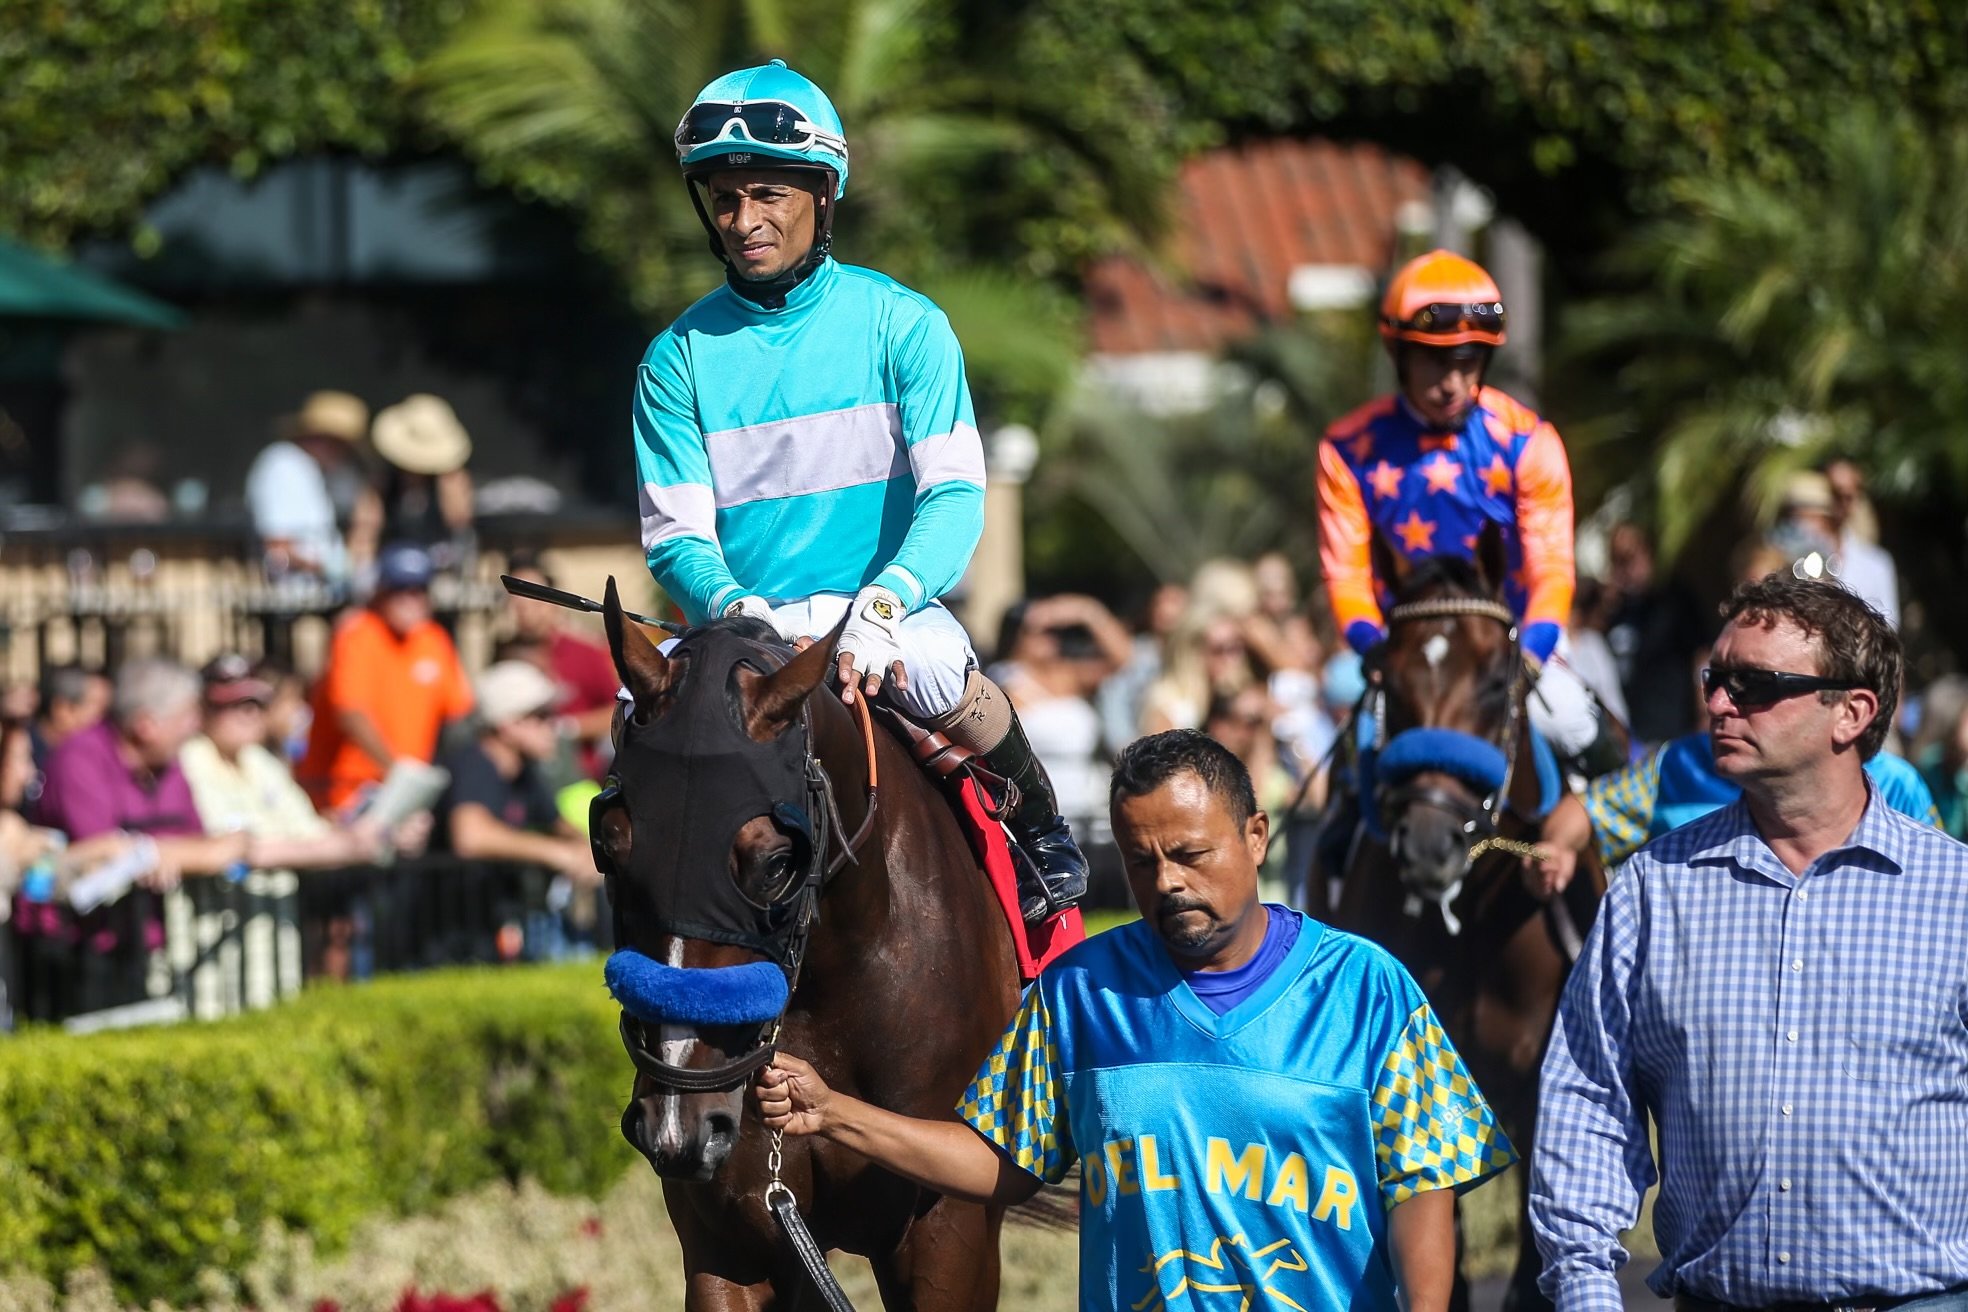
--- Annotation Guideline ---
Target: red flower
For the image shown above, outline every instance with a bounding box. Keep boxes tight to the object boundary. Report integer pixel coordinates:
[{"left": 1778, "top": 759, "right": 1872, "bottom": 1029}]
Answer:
[
  {"left": 395, "top": 1289, "right": 503, "bottom": 1312},
  {"left": 551, "top": 1290, "right": 591, "bottom": 1312},
  {"left": 579, "top": 1216, "right": 604, "bottom": 1238}
]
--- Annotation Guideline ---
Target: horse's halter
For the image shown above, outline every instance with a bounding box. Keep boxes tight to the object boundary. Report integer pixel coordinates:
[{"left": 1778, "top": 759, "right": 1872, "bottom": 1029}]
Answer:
[
  {"left": 1372, "top": 595, "right": 1528, "bottom": 864},
  {"left": 595, "top": 632, "right": 879, "bottom": 1092}
]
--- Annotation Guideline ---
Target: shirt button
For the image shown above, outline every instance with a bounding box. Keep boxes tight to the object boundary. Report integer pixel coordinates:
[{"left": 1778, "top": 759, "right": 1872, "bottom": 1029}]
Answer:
[
  {"left": 1779, "top": 1178, "right": 1792, "bottom": 1191},
  {"left": 1778, "top": 1251, "right": 1791, "bottom": 1264},
  {"left": 1786, "top": 1030, "right": 1798, "bottom": 1043},
  {"left": 1791, "top": 959, "right": 1804, "bottom": 972},
  {"left": 1796, "top": 888, "right": 1808, "bottom": 900},
  {"left": 1781, "top": 1103, "right": 1793, "bottom": 1116}
]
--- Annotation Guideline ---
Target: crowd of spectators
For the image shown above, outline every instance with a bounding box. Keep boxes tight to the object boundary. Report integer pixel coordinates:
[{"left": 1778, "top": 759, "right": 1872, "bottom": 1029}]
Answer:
[{"left": 0, "top": 539, "right": 617, "bottom": 1028}]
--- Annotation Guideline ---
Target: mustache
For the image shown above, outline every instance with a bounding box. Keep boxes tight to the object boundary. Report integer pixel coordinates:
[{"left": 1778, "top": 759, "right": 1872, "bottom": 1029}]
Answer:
[{"left": 1157, "top": 895, "right": 1215, "bottom": 920}]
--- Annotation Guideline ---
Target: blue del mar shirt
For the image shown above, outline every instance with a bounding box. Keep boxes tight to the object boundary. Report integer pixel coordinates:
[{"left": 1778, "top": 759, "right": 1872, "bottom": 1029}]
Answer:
[
  {"left": 633, "top": 256, "right": 986, "bottom": 623},
  {"left": 960, "top": 914, "right": 1516, "bottom": 1311},
  {"left": 1531, "top": 788, "right": 1968, "bottom": 1311}
]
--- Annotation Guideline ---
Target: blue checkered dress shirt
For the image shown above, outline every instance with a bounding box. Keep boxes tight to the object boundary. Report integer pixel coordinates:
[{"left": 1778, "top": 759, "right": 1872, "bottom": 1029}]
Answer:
[{"left": 1530, "top": 787, "right": 1968, "bottom": 1311}]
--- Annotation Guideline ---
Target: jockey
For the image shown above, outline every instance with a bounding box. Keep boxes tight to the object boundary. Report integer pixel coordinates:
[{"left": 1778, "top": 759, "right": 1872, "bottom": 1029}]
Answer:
[
  {"left": 1317, "top": 249, "right": 1615, "bottom": 770},
  {"left": 631, "top": 60, "right": 1087, "bottom": 922}
]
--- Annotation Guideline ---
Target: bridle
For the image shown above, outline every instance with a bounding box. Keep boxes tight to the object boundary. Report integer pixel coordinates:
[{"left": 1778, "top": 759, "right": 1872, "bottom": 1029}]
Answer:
[
  {"left": 1372, "top": 595, "right": 1543, "bottom": 874},
  {"left": 602, "top": 685, "right": 881, "bottom": 1094}
]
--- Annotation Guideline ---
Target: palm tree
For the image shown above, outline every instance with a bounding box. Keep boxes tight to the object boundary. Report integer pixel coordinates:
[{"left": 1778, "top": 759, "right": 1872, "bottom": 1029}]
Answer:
[
  {"left": 416, "top": 0, "right": 1171, "bottom": 411},
  {"left": 1563, "top": 107, "right": 1968, "bottom": 561}
]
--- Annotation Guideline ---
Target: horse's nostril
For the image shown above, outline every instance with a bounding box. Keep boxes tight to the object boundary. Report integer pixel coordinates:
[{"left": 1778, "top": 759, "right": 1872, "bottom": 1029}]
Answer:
[
  {"left": 705, "top": 1109, "right": 737, "bottom": 1145},
  {"left": 621, "top": 1104, "right": 646, "bottom": 1154}
]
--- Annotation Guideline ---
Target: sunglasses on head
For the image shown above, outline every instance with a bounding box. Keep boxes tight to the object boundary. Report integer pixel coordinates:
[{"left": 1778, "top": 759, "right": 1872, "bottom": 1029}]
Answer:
[
  {"left": 1701, "top": 664, "right": 1863, "bottom": 708},
  {"left": 674, "top": 101, "right": 847, "bottom": 160}
]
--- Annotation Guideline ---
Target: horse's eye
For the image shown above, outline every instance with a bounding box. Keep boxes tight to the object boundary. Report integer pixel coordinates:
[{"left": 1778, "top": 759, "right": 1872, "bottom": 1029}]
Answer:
[{"left": 738, "top": 850, "right": 803, "bottom": 909}]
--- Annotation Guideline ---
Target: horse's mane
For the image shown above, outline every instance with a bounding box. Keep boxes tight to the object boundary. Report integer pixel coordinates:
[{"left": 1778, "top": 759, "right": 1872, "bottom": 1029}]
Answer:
[
  {"left": 1397, "top": 554, "right": 1496, "bottom": 604},
  {"left": 683, "top": 614, "right": 788, "bottom": 648}
]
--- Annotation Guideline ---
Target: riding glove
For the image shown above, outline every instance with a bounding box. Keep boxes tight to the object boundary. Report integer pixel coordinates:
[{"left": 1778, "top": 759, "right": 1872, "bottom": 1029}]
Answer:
[
  {"left": 722, "top": 595, "right": 794, "bottom": 639},
  {"left": 837, "top": 584, "right": 906, "bottom": 686}
]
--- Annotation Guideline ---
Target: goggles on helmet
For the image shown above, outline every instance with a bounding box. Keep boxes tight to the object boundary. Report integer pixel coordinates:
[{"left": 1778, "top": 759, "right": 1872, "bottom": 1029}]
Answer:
[
  {"left": 1390, "top": 301, "right": 1507, "bottom": 339},
  {"left": 674, "top": 101, "right": 847, "bottom": 165}
]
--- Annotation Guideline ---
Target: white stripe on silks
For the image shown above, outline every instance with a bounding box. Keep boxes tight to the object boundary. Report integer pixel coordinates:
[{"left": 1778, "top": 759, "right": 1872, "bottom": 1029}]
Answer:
[
  {"left": 639, "top": 481, "right": 718, "bottom": 550},
  {"left": 705, "top": 403, "right": 907, "bottom": 509},
  {"left": 907, "top": 422, "right": 987, "bottom": 489}
]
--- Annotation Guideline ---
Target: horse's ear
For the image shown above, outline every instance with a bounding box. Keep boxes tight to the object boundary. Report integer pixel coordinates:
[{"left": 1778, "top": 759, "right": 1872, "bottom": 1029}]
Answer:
[
  {"left": 604, "top": 576, "right": 670, "bottom": 707},
  {"left": 1371, "top": 527, "right": 1410, "bottom": 591},
  {"left": 747, "top": 615, "right": 846, "bottom": 737},
  {"left": 1474, "top": 521, "right": 1509, "bottom": 597}
]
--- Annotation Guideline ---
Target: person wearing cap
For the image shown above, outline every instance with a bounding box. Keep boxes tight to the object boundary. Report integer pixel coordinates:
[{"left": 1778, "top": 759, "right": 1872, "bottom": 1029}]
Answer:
[
  {"left": 355, "top": 394, "right": 476, "bottom": 577},
  {"left": 246, "top": 390, "right": 373, "bottom": 583},
  {"left": 635, "top": 59, "right": 1088, "bottom": 921},
  {"left": 1777, "top": 469, "right": 1901, "bottom": 629},
  {"left": 299, "top": 542, "right": 473, "bottom": 811},
  {"left": 434, "top": 660, "right": 597, "bottom": 891}
]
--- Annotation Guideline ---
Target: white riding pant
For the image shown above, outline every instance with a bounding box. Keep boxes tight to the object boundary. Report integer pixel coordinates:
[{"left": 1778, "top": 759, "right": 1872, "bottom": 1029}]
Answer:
[
  {"left": 1527, "top": 632, "right": 1601, "bottom": 758},
  {"left": 769, "top": 594, "right": 977, "bottom": 721}
]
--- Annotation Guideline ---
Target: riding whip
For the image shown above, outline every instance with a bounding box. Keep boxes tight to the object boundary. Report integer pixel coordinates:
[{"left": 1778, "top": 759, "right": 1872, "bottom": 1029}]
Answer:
[{"left": 499, "top": 574, "right": 686, "bottom": 634}]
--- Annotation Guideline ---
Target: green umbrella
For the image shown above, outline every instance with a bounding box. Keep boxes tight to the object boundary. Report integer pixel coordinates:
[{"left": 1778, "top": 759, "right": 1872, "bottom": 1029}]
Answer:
[{"left": 0, "top": 236, "right": 183, "bottom": 329}]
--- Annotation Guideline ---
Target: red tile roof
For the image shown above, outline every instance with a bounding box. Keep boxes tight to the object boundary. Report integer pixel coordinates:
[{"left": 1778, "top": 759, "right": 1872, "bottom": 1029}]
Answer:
[{"left": 1087, "top": 138, "right": 1430, "bottom": 356}]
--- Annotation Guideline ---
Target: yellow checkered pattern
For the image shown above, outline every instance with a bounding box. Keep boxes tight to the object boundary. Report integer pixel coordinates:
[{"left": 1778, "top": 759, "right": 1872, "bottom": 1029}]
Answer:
[
  {"left": 956, "top": 985, "right": 1073, "bottom": 1183},
  {"left": 1371, "top": 1004, "right": 1518, "bottom": 1204}
]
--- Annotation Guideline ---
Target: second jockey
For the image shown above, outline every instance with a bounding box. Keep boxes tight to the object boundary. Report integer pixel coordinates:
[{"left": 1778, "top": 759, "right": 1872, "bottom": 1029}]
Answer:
[
  {"left": 631, "top": 60, "right": 1088, "bottom": 922},
  {"left": 1317, "top": 249, "right": 1617, "bottom": 771}
]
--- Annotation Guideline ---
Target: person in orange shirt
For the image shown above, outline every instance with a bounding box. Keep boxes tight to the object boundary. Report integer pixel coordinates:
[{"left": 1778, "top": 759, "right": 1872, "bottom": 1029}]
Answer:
[
  {"left": 1316, "top": 249, "right": 1612, "bottom": 766},
  {"left": 300, "top": 542, "right": 473, "bottom": 811}
]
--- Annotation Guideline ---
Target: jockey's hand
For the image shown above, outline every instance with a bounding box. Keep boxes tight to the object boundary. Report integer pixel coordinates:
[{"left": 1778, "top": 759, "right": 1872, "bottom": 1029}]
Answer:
[
  {"left": 723, "top": 595, "right": 791, "bottom": 637},
  {"left": 835, "top": 585, "right": 906, "bottom": 706},
  {"left": 755, "top": 1052, "right": 834, "bottom": 1137},
  {"left": 1521, "top": 793, "right": 1591, "bottom": 900}
]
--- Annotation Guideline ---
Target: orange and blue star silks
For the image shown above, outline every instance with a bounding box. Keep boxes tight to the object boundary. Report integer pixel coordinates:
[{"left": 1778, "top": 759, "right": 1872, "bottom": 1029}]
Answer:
[
  {"left": 957, "top": 915, "right": 1516, "bottom": 1312},
  {"left": 1317, "top": 387, "right": 1576, "bottom": 663}
]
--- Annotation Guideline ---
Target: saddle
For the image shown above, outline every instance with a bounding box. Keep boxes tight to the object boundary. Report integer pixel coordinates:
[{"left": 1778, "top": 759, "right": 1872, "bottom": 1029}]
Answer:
[
  {"left": 871, "top": 706, "right": 1081, "bottom": 982},
  {"left": 872, "top": 707, "right": 1021, "bottom": 817}
]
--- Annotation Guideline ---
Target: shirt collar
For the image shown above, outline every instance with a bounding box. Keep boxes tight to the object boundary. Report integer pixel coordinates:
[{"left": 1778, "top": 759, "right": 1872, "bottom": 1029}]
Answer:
[
  {"left": 722, "top": 253, "right": 835, "bottom": 316},
  {"left": 1690, "top": 777, "right": 1909, "bottom": 880}
]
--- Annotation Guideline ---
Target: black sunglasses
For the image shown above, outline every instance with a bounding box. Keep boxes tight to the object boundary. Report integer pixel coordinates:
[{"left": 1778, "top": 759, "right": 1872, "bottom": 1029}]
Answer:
[{"left": 1701, "top": 665, "right": 1863, "bottom": 708}]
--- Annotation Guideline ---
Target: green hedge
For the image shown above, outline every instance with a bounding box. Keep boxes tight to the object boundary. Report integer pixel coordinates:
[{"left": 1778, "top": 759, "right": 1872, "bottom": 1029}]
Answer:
[{"left": 0, "top": 964, "right": 635, "bottom": 1305}]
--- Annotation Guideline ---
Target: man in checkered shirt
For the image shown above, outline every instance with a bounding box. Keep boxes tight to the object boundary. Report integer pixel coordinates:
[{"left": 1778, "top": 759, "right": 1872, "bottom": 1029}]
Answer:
[
  {"left": 1532, "top": 574, "right": 1968, "bottom": 1311},
  {"left": 757, "top": 730, "right": 1517, "bottom": 1311}
]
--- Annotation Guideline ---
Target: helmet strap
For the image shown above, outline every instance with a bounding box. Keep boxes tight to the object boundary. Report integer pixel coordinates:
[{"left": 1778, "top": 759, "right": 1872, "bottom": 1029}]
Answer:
[{"left": 685, "top": 170, "right": 837, "bottom": 310}]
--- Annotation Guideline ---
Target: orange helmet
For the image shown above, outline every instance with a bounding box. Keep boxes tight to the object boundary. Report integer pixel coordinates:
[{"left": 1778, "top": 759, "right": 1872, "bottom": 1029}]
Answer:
[{"left": 1379, "top": 250, "right": 1507, "bottom": 348}]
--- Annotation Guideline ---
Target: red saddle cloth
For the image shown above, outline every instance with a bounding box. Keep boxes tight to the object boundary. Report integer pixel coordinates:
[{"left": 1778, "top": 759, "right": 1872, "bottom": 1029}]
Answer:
[{"left": 952, "top": 777, "right": 1085, "bottom": 983}]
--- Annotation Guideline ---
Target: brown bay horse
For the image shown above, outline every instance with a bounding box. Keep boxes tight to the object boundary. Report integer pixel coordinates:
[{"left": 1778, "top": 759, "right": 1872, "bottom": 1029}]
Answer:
[
  {"left": 591, "top": 582, "right": 1022, "bottom": 1310},
  {"left": 1331, "top": 527, "right": 1605, "bottom": 1312}
]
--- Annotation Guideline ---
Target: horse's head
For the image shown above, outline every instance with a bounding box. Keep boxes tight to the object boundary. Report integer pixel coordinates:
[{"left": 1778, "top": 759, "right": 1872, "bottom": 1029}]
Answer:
[
  {"left": 1367, "top": 522, "right": 1524, "bottom": 902},
  {"left": 593, "top": 579, "right": 838, "bottom": 1181}
]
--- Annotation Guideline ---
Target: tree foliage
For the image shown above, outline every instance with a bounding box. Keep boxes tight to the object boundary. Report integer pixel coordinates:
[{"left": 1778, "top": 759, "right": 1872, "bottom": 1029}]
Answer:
[
  {"left": 1562, "top": 107, "right": 1968, "bottom": 560},
  {"left": 1034, "top": 0, "right": 1968, "bottom": 265},
  {"left": 415, "top": 0, "right": 1173, "bottom": 414},
  {"left": 0, "top": 0, "right": 465, "bottom": 249}
]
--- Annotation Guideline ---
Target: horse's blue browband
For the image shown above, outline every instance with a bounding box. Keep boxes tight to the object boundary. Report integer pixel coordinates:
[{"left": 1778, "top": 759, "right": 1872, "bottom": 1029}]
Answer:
[
  {"left": 606, "top": 949, "right": 789, "bottom": 1026},
  {"left": 1376, "top": 727, "right": 1510, "bottom": 793}
]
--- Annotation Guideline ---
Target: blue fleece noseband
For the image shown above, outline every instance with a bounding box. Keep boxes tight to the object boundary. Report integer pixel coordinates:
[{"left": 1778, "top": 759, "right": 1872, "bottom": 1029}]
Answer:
[
  {"left": 605, "top": 949, "right": 790, "bottom": 1027},
  {"left": 1377, "top": 727, "right": 1510, "bottom": 793}
]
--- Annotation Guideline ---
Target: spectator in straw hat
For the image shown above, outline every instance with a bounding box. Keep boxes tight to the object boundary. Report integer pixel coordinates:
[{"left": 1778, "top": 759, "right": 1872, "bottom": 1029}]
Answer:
[
  {"left": 358, "top": 394, "right": 477, "bottom": 576},
  {"left": 246, "top": 390, "right": 373, "bottom": 584}
]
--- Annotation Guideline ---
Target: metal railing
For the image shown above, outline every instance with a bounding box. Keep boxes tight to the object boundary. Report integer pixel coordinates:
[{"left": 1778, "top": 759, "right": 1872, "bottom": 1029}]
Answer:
[{"left": 4, "top": 857, "right": 611, "bottom": 1031}]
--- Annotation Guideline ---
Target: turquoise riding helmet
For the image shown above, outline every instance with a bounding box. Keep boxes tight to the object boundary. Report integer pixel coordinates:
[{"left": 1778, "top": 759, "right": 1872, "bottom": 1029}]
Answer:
[{"left": 675, "top": 59, "right": 849, "bottom": 200}]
